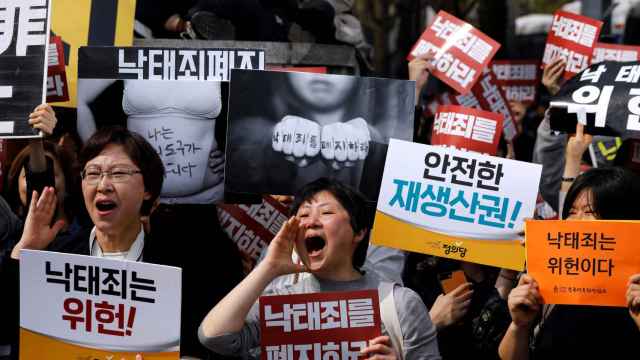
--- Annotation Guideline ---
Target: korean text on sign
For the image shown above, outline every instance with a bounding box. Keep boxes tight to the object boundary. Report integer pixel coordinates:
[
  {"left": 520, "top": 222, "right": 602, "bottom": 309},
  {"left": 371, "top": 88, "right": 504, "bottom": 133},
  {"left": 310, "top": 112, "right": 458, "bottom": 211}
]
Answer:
[
  {"left": 491, "top": 60, "right": 539, "bottom": 104},
  {"left": 542, "top": 10, "right": 603, "bottom": 79},
  {"left": 431, "top": 105, "right": 503, "bottom": 155},
  {"left": 260, "top": 290, "right": 381, "bottom": 360},
  {"left": 592, "top": 43, "right": 640, "bottom": 64},
  {"left": 527, "top": 220, "right": 640, "bottom": 307},
  {"left": 407, "top": 10, "right": 500, "bottom": 94}
]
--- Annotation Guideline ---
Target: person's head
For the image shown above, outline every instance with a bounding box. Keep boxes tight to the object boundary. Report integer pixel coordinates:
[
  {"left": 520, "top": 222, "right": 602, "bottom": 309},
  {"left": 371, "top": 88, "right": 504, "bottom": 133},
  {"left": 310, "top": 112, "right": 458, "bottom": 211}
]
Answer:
[
  {"left": 563, "top": 167, "right": 640, "bottom": 220},
  {"left": 290, "top": 178, "right": 371, "bottom": 277},
  {"left": 79, "top": 126, "right": 164, "bottom": 235},
  {"left": 286, "top": 72, "right": 358, "bottom": 111},
  {"left": 7, "top": 141, "right": 78, "bottom": 220}
]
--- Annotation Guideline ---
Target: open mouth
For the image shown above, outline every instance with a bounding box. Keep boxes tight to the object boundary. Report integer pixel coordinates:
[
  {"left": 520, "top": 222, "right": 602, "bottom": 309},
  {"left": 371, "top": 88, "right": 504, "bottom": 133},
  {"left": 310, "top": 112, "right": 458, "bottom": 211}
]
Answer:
[
  {"left": 95, "top": 200, "right": 117, "bottom": 212},
  {"left": 305, "top": 236, "right": 326, "bottom": 256}
]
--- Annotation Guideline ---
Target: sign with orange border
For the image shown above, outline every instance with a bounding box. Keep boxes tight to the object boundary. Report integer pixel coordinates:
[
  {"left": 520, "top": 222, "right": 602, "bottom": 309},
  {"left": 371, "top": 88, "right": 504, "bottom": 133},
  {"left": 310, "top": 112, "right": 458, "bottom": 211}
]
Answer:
[{"left": 526, "top": 220, "right": 640, "bottom": 307}]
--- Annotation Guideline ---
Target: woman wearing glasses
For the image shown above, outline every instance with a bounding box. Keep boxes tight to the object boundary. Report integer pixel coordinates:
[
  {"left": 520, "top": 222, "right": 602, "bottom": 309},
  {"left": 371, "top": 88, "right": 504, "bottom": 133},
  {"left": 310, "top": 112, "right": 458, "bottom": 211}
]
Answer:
[{"left": 4, "top": 127, "right": 225, "bottom": 358}]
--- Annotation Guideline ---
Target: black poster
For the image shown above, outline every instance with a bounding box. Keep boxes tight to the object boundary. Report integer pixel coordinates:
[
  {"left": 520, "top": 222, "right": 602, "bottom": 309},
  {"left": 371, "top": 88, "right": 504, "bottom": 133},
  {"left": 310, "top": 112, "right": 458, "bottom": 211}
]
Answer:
[
  {"left": 550, "top": 60, "right": 640, "bottom": 138},
  {"left": 0, "top": 0, "right": 51, "bottom": 138},
  {"left": 225, "top": 69, "right": 415, "bottom": 201}
]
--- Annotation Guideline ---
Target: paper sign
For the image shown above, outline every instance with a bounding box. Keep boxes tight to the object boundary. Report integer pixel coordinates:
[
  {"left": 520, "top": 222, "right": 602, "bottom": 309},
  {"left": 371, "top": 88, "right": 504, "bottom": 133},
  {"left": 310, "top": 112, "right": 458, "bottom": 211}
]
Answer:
[
  {"left": 0, "top": 0, "right": 51, "bottom": 138},
  {"left": 542, "top": 10, "right": 603, "bottom": 79},
  {"left": 549, "top": 61, "right": 640, "bottom": 137},
  {"left": 492, "top": 60, "right": 540, "bottom": 104},
  {"left": 217, "top": 195, "right": 289, "bottom": 272},
  {"left": 371, "top": 139, "right": 542, "bottom": 270},
  {"left": 19, "top": 250, "right": 182, "bottom": 359},
  {"left": 408, "top": 10, "right": 500, "bottom": 94},
  {"left": 431, "top": 105, "right": 503, "bottom": 155},
  {"left": 46, "top": 36, "right": 70, "bottom": 103},
  {"left": 50, "top": 0, "right": 136, "bottom": 107},
  {"left": 592, "top": 42, "right": 640, "bottom": 64},
  {"left": 260, "top": 290, "right": 381, "bottom": 360},
  {"left": 526, "top": 220, "right": 640, "bottom": 307}
]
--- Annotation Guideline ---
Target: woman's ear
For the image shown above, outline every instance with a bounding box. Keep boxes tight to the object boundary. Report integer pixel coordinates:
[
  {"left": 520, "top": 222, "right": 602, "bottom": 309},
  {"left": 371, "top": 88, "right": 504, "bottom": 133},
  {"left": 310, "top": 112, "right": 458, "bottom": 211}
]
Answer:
[{"left": 354, "top": 228, "right": 368, "bottom": 245}]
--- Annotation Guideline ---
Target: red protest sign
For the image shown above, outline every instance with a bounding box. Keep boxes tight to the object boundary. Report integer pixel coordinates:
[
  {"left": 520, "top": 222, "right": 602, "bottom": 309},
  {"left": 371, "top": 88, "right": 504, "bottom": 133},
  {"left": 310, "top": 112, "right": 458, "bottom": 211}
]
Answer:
[
  {"left": 431, "top": 104, "right": 503, "bottom": 155},
  {"left": 491, "top": 60, "right": 540, "bottom": 105},
  {"left": 267, "top": 66, "right": 328, "bottom": 74},
  {"left": 260, "top": 290, "right": 381, "bottom": 360},
  {"left": 217, "top": 196, "right": 289, "bottom": 273},
  {"left": 46, "top": 36, "right": 69, "bottom": 103},
  {"left": 437, "top": 69, "right": 518, "bottom": 142},
  {"left": 407, "top": 10, "right": 500, "bottom": 94},
  {"left": 592, "top": 42, "right": 640, "bottom": 64},
  {"left": 542, "top": 10, "right": 603, "bottom": 79}
]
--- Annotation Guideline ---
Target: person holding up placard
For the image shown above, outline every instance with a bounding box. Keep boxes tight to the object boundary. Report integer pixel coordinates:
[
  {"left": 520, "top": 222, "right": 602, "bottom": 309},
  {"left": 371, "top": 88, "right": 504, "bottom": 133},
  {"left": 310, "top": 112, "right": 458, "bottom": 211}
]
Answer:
[
  {"left": 498, "top": 166, "right": 640, "bottom": 359},
  {"left": 198, "top": 178, "right": 441, "bottom": 359}
]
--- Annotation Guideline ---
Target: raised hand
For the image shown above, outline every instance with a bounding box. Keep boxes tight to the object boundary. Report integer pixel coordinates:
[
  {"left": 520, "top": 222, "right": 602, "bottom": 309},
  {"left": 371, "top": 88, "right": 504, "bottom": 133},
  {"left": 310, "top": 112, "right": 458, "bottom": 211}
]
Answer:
[
  {"left": 507, "top": 274, "right": 543, "bottom": 329},
  {"left": 29, "top": 103, "right": 57, "bottom": 136},
  {"left": 542, "top": 57, "right": 566, "bottom": 96},
  {"left": 272, "top": 115, "right": 321, "bottom": 167},
  {"left": 263, "top": 217, "right": 306, "bottom": 277},
  {"left": 409, "top": 53, "right": 435, "bottom": 105}
]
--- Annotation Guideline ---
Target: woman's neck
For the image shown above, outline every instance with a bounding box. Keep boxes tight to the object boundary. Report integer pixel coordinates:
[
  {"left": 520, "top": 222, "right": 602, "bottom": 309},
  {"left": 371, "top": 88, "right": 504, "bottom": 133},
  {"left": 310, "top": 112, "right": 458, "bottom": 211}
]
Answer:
[
  {"left": 316, "top": 266, "right": 363, "bottom": 282},
  {"left": 312, "top": 108, "right": 346, "bottom": 127},
  {"left": 95, "top": 221, "right": 141, "bottom": 253}
]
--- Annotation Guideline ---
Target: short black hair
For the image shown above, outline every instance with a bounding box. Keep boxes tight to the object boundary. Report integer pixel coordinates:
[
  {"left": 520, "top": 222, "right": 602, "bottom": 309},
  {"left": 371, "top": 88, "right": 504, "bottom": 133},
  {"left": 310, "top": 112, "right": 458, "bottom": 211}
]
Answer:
[
  {"left": 79, "top": 126, "right": 164, "bottom": 216},
  {"left": 563, "top": 167, "right": 640, "bottom": 220},
  {"left": 290, "top": 178, "right": 373, "bottom": 269}
]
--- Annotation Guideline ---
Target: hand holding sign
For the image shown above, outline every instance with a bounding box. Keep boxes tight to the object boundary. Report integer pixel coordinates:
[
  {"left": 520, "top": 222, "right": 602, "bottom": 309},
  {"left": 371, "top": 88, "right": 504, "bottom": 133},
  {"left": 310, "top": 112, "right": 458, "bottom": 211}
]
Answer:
[
  {"left": 263, "top": 217, "right": 306, "bottom": 277},
  {"left": 28, "top": 103, "right": 57, "bottom": 136},
  {"left": 272, "top": 115, "right": 322, "bottom": 167},
  {"left": 321, "top": 118, "right": 370, "bottom": 170},
  {"left": 628, "top": 274, "right": 640, "bottom": 330},
  {"left": 360, "top": 335, "right": 397, "bottom": 360},
  {"left": 507, "top": 274, "right": 542, "bottom": 329},
  {"left": 542, "top": 57, "right": 566, "bottom": 96},
  {"left": 429, "top": 282, "right": 473, "bottom": 330},
  {"left": 409, "top": 53, "right": 435, "bottom": 104},
  {"left": 11, "top": 187, "right": 65, "bottom": 259}
]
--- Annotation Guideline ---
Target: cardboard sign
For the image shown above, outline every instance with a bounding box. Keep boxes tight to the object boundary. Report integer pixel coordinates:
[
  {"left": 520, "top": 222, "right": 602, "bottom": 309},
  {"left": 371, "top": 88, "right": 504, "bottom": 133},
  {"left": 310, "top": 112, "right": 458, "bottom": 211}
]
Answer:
[
  {"left": 408, "top": 10, "right": 500, "bottom": 94},
  {"left": 592, "top": 42, "right": 640, "bottom": 64},
  {"left": 78, "top": 46, "right": 265, "bottom": 81},
  {"left": 260, "top": 290, "right": 381, "bottom": 359},
  {"left": 437, "top": 69, "right": 518, "bottom": 142},
  {"left": 371, "top": 139, "right": 542, "bottom": 270},
  {"left": 225, "top": 69, "right": 415, "bottom": 201},
  {"left": 46, "top": 36, "right": 69, "bottom": 103},
  {"left": 542, "top": 10, "right": 603, "bottom": 79},
  {"left": 549, "top": 61, "right": 640, "bottom": 137},
  {"left": 19, "top": 250, "right": 181, "bottom": 359},
  {"left": 526, "top": 220, "right": 640, "bottom": 307},
  {"left": 491, "top": 60, "right": 540, "bottom": 104},
  {"left": 431, "top": 105, "right": 503, "bottom": 155},
  {"left": 0, "top": 0, "right": 51, "bottom": 138},
  {"left": 50, "top": 0, "right": 136, "bottom": 107},
  {"left": 217, "top": 195, "right": 289, "bottom": 271}
]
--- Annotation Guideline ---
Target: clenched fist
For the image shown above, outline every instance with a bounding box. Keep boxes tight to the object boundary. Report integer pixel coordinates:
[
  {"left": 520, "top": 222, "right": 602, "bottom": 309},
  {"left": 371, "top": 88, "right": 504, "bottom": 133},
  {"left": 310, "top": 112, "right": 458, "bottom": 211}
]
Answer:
[
  {"left": 320, "top": 117, "right": 370, "bottom": 170},
  {"left": 272, "top": 115, "right": 321, "bottom": 167}
]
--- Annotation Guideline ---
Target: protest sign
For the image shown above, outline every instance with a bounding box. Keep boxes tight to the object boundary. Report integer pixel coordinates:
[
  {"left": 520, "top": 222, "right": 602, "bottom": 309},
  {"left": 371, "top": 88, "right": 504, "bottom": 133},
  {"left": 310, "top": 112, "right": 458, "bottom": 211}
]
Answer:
[
  {"left": 50, "top": 0, "right": 136, "bottom": 107},
  {"left": 267, "top": 66, "right": 328, "bottom": 74},
  {"left": 526, "top": 220, "right": 640, "bottom": 307},
  {"left": 371, "top": 139, "right": 542, "bottom": 270},
  {"left": 491, "top": 60, "right": 540, "bottom": 105},
  {"left": 542, "top": 10, "right": 603, "bottom": 79},
  {"left": 592, "top": 42, "right": 640, "bottom": 64},
  {"left": 408, "top": 10, "right": 500, "bottom": 94},
  {"left": 46, "top": 36, "right": 69, "bottom": 103},
  {"left": 437, "top": 69, "right": 518, "bottom": 142},
  {"left": 226, "top": 69, "right": 414, "bottom": 202},
  {"left": 19, "top": 250, "right": 181, "bottom": 359},
  {"left": 0, "top": 0, "right": 51, "bottom": 138},
  {"left": 431, "top": 105, "right": 503, "bottom": 155},
  {"left": 260, "top": 290, "right": 381, "bottom": 359},
  {"left": 217, "top": 195, "right": 289, "bottom": 272},
  {"left": 549, "top": 61, "right": 640, "bottom": 137},
  {"left": 77, "top": 46, "right": 265, "bottom": 204}
]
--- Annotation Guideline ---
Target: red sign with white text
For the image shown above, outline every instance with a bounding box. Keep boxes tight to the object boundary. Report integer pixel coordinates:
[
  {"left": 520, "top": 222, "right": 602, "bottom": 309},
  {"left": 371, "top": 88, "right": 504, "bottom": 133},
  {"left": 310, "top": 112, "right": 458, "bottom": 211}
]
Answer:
[
  {"left": 46, "top": 36, "right": 69, "bottom": 103},
  {"left": 260, "top": 290, "right": 381, "bottom": 360},
  {"left": 407, "top": 10, "right": 500, "bottom": 94},
  {"left": 592, "top": 42, "right": 640, "bottom": 64},
  {"left": 431, "top": 105, "right": 503, "bottom": 155},
  {"left": 542, "top": 10, "right": 603, "bottom": 79},
  {"left": 491, "top": 60, "right": 540, "bottom": 105}
]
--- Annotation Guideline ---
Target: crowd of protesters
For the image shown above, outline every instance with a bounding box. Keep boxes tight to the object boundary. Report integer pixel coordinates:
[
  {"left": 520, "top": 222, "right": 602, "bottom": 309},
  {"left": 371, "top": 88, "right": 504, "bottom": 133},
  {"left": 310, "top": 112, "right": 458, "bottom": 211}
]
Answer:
[{"left": 1, "top": 2, "right": 640, "bottom": 360}]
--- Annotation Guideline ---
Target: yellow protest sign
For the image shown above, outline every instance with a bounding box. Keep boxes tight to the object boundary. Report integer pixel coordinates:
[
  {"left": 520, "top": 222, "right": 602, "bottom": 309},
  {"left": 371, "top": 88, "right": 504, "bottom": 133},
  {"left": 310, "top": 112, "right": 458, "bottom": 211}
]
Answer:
[
  {"left": 50, "top": 0, "right": 136, "bottom": 107},
  {"left": 527, "top": 220, "right": 640, "bottom": 307}
]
